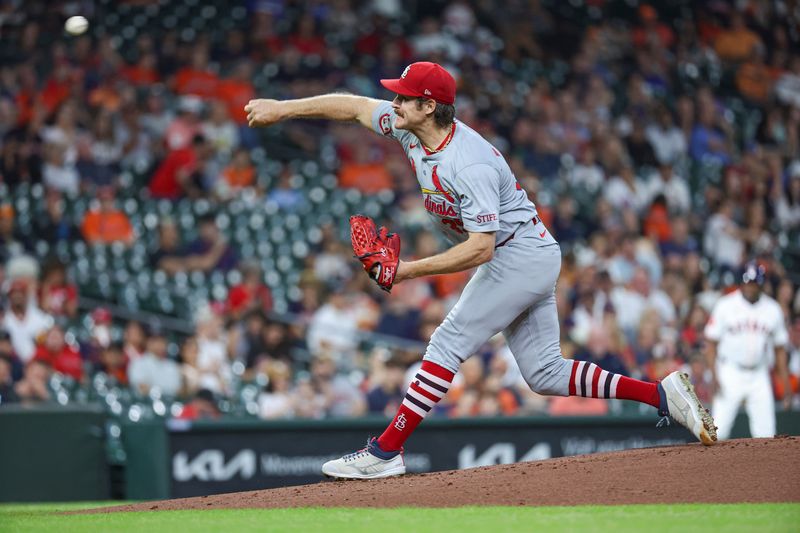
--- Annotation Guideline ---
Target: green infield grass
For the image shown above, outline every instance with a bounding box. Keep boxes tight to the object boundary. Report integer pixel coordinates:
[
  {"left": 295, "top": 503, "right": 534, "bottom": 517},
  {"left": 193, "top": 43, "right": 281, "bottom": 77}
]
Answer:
[{"left": 1, "top": 502, "right": 798, "bottom": 533}]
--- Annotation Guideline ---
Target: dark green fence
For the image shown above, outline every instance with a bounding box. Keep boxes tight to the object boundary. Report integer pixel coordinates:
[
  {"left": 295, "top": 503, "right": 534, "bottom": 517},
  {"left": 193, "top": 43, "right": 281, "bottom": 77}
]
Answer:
[
  {"left": 2, "top": 408, "right": 799, "bottom": 502},
  {"left": 0, "top": 405, "right": 109, "bottom": 502},
  {"left": 123, "top": 412, "right": 800, "bottom": 500}
]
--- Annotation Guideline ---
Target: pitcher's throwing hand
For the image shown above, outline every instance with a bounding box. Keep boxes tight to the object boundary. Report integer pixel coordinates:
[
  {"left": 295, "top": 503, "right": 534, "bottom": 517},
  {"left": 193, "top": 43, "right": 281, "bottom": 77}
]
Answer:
[{"left": 244, "top": 99, "right": 283, "bottom": 128}]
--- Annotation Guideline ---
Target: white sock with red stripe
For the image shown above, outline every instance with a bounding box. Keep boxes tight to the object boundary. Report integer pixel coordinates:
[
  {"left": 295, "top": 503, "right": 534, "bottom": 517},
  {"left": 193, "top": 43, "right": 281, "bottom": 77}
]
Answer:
[
  {"left": 377, "top": 360, "right": 454, "bottom": 452},
  {"left": 568, "top": 360, "right": 660, "bottom": 408}
]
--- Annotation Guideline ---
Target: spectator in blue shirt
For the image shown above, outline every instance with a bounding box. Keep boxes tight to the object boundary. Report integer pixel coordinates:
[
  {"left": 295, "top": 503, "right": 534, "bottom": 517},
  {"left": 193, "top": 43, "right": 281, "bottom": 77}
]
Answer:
[
  {"left": 689, "top": 105, "right": 732, "bottom": 165},
  {"left": 366, "top": 357, "right": 407, "bottom": 417},
  {"left": 184, "top": 214, "right": 239, "bottom": 272},
  {"left": 574, "top": 325, "right": 630, "bottom": 378}
]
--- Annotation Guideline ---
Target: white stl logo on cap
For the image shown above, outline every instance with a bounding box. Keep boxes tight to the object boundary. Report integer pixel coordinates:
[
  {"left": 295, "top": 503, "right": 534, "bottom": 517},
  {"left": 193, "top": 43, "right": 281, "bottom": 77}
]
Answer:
[{"left": 401, "top": 65, "right": 411, "bottom": 79}]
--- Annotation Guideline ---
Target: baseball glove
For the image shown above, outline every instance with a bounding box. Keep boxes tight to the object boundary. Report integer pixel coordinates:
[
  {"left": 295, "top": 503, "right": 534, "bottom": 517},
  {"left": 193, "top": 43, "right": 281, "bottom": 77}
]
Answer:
[{"left": 349, "top": 215, "right": 401, "bottom": 293}]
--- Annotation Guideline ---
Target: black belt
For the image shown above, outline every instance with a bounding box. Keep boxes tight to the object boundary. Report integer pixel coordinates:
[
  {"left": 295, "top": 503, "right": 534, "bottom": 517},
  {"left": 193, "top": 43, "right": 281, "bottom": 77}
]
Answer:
[{"left": 495, "top": 215, "right": 542, "bottom": 249}]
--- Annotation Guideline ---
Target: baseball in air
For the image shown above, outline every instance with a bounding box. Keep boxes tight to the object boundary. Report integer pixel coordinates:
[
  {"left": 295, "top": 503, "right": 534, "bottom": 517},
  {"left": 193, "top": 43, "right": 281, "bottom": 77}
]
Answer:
[{"left": 65, "top": 16, "right": 89, "bottom": 36}]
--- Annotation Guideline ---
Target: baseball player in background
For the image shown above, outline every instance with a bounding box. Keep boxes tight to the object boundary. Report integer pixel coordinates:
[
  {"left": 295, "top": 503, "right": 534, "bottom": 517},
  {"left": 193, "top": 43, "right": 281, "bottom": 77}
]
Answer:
[
  {"left": 245, "top": 62, "right": 717, "bottom": 480},
  {"left": 705, "top": 261, "right": 792, "bottom": 440}
]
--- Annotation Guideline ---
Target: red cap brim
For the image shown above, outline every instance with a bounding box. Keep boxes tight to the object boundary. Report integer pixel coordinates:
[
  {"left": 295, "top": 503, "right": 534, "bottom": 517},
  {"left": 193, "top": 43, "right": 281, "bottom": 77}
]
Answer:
[{"left": 380, "top": 78, "right": 422, "bottom": 98}]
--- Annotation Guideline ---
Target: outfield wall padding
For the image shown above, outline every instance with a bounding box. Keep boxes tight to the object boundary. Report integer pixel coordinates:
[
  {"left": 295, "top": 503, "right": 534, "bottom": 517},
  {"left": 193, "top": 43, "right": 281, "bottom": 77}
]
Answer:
[
  {"left": 126, "top": 412, "right": 800, "bottom": 499},
  {"left": 1, "top": 408, "right": 798, "bottom": 501},
  {"left": 0, "top": 405, "right": 109, "bottom": 502}
]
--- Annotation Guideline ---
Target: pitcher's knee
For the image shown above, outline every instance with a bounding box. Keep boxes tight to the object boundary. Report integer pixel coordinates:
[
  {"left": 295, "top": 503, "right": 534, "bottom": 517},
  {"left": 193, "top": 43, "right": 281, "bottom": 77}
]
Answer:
[
  {"left": 525, "top": 357, "right": 572, "bottom": 397},
  {"left": 526, "top": 376, "right": 565, "bottom": 396},
  {"left": 424, "top": 326, "right": 471, "bottom": 375}
]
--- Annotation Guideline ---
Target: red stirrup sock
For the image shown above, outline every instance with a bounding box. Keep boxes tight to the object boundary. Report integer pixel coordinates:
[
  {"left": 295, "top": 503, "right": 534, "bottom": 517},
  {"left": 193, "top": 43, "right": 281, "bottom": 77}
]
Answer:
[
  {"left": 568, "top": 360, "right": 660, "bottom": 408},
  {"left": 377, "top": 360, "right": 455, "bottom": 452}
]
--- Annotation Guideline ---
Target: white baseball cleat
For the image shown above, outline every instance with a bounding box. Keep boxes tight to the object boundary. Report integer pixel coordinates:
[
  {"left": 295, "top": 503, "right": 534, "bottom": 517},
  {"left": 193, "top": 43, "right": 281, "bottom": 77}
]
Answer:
[
  {"left": 322, "top": 438, "right": 406, "bottom": 480},
  {"left": 657, "top": 371, "right": 718, "bottom": 446}
]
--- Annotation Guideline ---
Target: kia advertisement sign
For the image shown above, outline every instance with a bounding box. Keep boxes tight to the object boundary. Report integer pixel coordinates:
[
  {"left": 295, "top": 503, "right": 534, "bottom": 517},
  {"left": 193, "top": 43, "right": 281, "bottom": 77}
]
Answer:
[{"left": 166, "top": 418, "right": 692, "bottom": 497}]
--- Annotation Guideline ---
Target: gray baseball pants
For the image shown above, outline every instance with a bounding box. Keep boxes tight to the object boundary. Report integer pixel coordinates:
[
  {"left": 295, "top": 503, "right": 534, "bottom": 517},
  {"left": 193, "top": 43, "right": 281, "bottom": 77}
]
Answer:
[{"left": 424, "top": 221, "right": 572, "bottom": 396}]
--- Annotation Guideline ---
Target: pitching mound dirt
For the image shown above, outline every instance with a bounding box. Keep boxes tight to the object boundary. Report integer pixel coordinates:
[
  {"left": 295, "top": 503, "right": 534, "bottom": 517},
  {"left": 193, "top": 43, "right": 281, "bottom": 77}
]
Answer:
[{"left": 93, "top": 437, "right": 800, "bottom": 511}]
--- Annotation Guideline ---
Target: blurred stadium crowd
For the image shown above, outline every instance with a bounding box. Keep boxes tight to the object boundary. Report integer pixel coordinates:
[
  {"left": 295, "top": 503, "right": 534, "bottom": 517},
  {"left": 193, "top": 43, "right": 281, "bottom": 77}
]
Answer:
[{"left": 1, "top": 0, "right": 800, "bottom": 422}]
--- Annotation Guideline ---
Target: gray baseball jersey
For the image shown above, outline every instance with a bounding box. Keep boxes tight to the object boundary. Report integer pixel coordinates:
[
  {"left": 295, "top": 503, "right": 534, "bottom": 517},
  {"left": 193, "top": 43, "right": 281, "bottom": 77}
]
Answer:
[
  {"left": 369, "top": 101, "right": 572, "bottom": 395},
  {"left": 371, "top": 101, "right": 556, "bottom": 247}
]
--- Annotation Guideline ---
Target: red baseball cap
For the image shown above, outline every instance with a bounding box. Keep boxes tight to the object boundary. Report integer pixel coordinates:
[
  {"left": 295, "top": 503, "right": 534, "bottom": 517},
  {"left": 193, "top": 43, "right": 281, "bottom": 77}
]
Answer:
[
  {"left": 92, "top": 307, "right": 112, "bottom": 323},
  {"left": 381, "top": 62, "right": 456, "bottom": 105}
]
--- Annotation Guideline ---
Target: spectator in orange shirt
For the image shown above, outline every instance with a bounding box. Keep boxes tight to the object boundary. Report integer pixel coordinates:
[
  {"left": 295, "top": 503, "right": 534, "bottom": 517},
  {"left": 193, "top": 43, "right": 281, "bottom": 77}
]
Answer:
[
  {"left": 643, "top": 194, "right": 672, "bottom": 243},
  {"left": 736, "top": 47, "right": 774, "bottom": 105},
  {"left": 39, "top": 60, "right": 73, "bottom": 115},
  {"left": 174, "top": 45, "right": 219, "bottom": 99},
  {"left": 33, "top": 325, "right": 83, "bottom": 382},
  {"left": 222, "top": 148, "right": 256, "bottom": 189},
  {"left": 216, "top": 148, "right": 256, "bottom": 201},
  {"left": 216, "top": 60, "right": 256, "bottom": 125},
  {"left": 88, "top": 74, "right": 123, "bottom": 113},
  {"left": 81, "top": 186, "right": 135, "bottom": 245},
  {"left": 338, "top": 143, "right": 393, "bottom": 194},
  {"left": 432, "top": 271, "right": 470, "bottom": 302},
  {"left": 714, "top": 11, "right": 762, "bottom": 64},
  {"left": 121, "top": 52, "right": 160, "bottom": 86},
  {"left": 9, "top": 64, "right": 38, "bottom": 127}
]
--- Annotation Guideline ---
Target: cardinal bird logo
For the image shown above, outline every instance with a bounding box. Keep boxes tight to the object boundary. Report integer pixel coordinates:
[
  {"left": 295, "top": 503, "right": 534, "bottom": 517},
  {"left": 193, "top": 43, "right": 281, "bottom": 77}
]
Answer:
[{"left": 431, "top": 165, "right": 455, "bottom": 203}]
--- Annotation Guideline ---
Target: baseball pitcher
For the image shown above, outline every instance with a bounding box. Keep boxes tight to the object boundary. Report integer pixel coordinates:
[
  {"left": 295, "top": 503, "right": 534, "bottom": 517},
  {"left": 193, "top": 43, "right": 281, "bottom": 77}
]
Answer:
[
  {"left": 705, "top": 261, "right": 792, "bottom": 440},
  {"left": 245, "top": 62, "right": 717, "bottom": 480}
]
